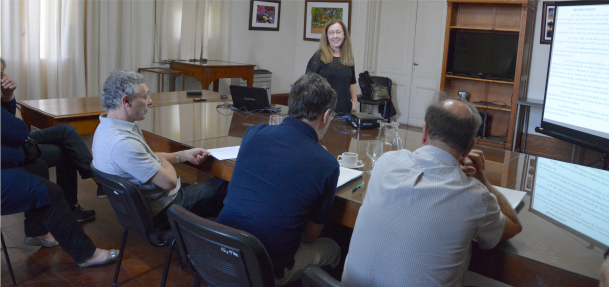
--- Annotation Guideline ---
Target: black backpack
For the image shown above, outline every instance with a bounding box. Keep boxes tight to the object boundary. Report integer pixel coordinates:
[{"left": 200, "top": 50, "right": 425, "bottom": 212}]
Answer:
[{"left": 358, "top": 71, "right": 373, "bottom": 98}]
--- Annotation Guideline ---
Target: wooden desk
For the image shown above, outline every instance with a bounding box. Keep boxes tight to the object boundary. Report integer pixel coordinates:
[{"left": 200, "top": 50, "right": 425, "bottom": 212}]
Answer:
[
  {"left": 18, "top": 90, "right": 231, "bottom": 135},
  {"left": 169, "top": 60, "right": 255, "bottom": 92}
]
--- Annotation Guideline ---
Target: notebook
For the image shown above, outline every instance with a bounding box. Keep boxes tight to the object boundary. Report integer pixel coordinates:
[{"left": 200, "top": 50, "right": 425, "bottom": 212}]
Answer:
[{"left": 229, "top": 85, "right": 278, "bottom": 112}]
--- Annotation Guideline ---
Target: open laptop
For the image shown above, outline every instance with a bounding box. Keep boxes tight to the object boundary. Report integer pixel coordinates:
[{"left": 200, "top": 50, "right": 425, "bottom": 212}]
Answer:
[{"left": 229, "top": 85, "right": 279, "bottom": 112}]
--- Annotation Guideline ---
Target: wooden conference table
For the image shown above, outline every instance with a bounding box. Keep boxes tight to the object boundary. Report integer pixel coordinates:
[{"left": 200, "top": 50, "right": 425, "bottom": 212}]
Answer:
[
  {"left": 18, "top": 90, "right": 231, "bottom": 135},
  {"left": 18, "top": 94, "right": 603, "bottom": 286}
]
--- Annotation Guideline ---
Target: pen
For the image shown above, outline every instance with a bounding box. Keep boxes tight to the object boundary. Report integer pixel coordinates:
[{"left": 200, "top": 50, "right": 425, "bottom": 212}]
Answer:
[{"left": 352, "top": 181, "right": 364, "bottom": 192}]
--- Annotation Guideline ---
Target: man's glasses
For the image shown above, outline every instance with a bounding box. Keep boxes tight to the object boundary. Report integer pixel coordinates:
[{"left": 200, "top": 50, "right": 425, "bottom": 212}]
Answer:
[{"left": 327, "top": 30, "right": 343, "bottom": 36}]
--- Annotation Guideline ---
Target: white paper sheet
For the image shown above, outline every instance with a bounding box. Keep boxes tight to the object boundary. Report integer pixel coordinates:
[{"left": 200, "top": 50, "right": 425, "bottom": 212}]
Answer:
[
  {"left": 493, "top": 185, "right": 527, "bottom": 210},
  {"left": 337, "top": 167, "right": 363, "bottom": 188},
  {"left": 208, "top": 146, "right": 240, "bottom": 160}
]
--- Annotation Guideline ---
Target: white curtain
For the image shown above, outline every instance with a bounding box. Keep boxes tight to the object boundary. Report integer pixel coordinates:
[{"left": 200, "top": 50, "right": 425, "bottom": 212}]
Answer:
[
  {"left": 155, "top": 0, "right": 205, "bottom": 61},
  {"left": 0, "top": 0, "right": 229, "bottom": 100},
  {"left": 155, "top": 0, "right": 230, "bottom": 62},
  {"left": 86, "top": 0, "right": 156, "bottom": 98},
  {"left": 0, "top": 0, "right": 87, "bottom": 101}
]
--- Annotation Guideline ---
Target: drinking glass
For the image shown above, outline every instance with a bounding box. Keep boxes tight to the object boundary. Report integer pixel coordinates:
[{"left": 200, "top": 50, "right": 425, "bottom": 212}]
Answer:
[
  {"left": 269, "top": 114, "right": 283, "bottom": 125},
  {"left": 366, "top": 140, "right": 384, "bottom": 175}
]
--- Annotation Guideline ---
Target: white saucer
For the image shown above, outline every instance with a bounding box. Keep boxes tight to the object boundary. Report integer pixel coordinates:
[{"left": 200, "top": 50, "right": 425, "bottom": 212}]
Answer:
[{"left": 338, "top": 161, "right": 365, "bottom": 169}]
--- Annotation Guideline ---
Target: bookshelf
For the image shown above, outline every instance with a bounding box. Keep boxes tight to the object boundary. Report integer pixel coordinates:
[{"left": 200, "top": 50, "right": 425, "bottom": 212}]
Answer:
[{"left": 440, "top": 0, "right": 537, "bottom": 150}]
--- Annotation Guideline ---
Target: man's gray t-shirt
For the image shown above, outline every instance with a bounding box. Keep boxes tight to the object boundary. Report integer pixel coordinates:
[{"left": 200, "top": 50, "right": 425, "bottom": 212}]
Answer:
[
  {"left": 92, "top": 114, "right": 180, "bottom": 215},
  {"left": 342, "top": 145, "right": 505, "bottom": 287}
]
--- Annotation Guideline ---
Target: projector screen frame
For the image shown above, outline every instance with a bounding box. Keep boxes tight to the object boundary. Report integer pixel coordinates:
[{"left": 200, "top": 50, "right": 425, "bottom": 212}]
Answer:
[
  {"left": 528, "top": 158, "right": 609, "bottom": 251},
  {"left": 538, "top": 0, "right": 609, "bottom": 155}
]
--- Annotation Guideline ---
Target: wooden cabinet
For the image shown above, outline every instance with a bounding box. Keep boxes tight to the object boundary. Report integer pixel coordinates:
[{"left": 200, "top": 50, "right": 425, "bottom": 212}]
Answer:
[{"left": 440, "top": 0, "right": 536, "bottom": 150}]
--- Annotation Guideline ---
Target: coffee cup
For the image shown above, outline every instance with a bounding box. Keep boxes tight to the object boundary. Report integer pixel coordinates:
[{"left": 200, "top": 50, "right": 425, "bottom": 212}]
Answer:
[
  {"left": 269, "top": 114, "right": 283, "bottom": 125},
  {"left": 337, "top": 152, "right": 363, "bottom": 168}
]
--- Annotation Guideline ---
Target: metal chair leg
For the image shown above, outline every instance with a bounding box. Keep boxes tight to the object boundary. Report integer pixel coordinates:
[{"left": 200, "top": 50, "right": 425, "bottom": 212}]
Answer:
[
  {"left": 160, "top": 240, "right": 174, "bottom": 287},
  {"left": 194, "top": 274, "right": 201, "bottom": 287},
  {"left": 113, "top": 229, "right": 129, "bottom": 287},
  {"left": 1, "top": 233, "right": 17, "bottom": 287}
]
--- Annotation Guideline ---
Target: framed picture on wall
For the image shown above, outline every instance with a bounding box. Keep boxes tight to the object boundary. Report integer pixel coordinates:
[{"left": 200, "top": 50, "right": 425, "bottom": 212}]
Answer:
[
  {"left": 249, "top": 0, "right": 281, "bottom": 31},
  {"left": 541, "top": 1, "right": 556, "bottom": 44},
  {"left": 304, "top": 0, "right": 351, "bottom": 42}
]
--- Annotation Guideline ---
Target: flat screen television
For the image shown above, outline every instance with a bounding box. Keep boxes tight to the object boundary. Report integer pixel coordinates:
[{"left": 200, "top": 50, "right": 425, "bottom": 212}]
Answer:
[
  {"left": 538, "top": 1, "right": 609, "bottom": 154},
  {"left": 530, "top": 157, "right": 609, "bottom": 250},
  {"left": 446, "top": 30, "right": 519, "bottom": 81}
]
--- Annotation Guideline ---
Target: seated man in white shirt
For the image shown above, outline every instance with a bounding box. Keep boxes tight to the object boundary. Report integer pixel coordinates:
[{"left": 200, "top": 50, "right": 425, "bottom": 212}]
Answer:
[
  {"left": 342, "top": 98, "right": 522, "bottom": 287},
  {"left": 92, "top": 71, "right": 227, "bottom": 228}
]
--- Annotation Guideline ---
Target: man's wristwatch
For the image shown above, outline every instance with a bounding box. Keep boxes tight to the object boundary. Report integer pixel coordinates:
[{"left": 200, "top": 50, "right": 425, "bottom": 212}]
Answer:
[{"left": 175, "top": 151, "right": 181, "bottom": 164}]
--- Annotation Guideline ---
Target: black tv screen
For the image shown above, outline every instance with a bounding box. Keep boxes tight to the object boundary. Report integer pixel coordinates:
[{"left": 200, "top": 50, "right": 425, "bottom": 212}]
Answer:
[{"left": 447, "top": 30, "right": 519, "bottom": 81}]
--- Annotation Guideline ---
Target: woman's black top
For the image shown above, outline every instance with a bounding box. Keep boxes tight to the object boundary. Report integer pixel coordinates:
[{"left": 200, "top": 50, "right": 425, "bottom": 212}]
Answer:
[{"left": 306, "top": 52, "right": 356, "bottom": 114}]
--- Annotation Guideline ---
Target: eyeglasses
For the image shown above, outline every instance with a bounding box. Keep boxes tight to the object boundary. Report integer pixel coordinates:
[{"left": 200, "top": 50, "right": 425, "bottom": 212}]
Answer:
[{"left": 327, "top": 30, "right": 343, "bottom": 36}]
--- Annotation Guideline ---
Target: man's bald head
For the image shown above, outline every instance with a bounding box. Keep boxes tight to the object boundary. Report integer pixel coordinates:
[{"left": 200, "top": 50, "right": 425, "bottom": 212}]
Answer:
[{"left": 424, "top": 99, "right": 482, "bottom": 153}]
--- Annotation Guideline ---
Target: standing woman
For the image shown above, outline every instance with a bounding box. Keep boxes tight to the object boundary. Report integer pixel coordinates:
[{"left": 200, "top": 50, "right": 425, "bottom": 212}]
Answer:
[{"left": 306, "top": 19, "right": 357, "bottom": 115}]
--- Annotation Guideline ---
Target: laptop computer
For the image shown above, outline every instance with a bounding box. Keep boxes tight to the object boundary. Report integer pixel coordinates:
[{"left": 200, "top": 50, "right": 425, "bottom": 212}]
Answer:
[{"left": 229, "top": 85, "right": 279, "bottom": 112}]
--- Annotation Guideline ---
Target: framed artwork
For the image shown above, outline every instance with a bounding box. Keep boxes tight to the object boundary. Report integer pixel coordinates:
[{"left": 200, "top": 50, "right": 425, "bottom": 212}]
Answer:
[
  {"left": 541, "top": 1, "right": 556, "bottom": 44},
  {"left": 249, "top": 0, "right": 281, "bottom": 31},
  {"left": 303, "top": 0, "right": 351, "bottom": 42}
]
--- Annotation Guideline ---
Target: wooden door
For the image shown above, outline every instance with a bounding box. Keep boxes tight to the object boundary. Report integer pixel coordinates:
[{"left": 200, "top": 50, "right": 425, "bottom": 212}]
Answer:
[
  {"left": 407, "top": 0, "right": 446, "bottom": 127},
  {"left": 369, "top": 0, "right": 446, "bottom": 126}
]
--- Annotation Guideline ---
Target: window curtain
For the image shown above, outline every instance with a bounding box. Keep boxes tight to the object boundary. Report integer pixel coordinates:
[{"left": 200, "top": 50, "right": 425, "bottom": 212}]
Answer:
[
  {"left": 0, "top": 0, "right": 228, "bottom": 100},
  {"left": 0, "top": 0, "right": 87, "bottom": 101},
  {"left": 155, "top": 0, "right": 230, "bottom": 62},
  {"left": 85, "top": 0, "right": 156, "bottom": 98}
]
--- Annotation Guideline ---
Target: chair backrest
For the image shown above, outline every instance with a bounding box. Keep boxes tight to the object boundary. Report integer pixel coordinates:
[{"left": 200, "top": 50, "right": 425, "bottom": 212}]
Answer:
[
  {"left": 91, "top": 165, "right": 154, "bottom": 237},
  {"left": 167, "top": 205, "right": 275, "bottom": 287},
  {"left": 302, "top": 265, "right": 347, "bottom": 287},
  {"left": 369, "top": 76, "right": 392, "bottom": 98}
]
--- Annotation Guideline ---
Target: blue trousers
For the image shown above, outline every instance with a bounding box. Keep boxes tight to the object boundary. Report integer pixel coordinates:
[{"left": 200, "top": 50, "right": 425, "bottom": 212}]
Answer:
[{"left": 1, "top": 166, "right": 96, "bottom": 263}]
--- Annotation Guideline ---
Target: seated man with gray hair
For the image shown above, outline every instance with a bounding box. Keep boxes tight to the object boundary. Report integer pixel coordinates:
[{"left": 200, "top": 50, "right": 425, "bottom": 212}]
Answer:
[
  {"left": 342, "top": 98, "right": 523, "bottom": 287},
  {"left": 92, "top": 71, "right": 227, "bottom": 227}
]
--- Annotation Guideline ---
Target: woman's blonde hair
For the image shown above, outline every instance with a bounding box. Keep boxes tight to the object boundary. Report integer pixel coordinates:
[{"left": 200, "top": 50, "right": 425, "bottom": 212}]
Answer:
[{"left": 317, "top": 19, "right": 354, "bottom": 66}]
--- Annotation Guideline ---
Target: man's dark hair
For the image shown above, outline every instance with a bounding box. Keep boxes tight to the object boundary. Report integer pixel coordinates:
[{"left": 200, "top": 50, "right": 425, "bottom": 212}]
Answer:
[
  {"left": 288, "top": 73, "right": 337, "bottom": 121},
  {"left": 0, "top": 58, "right": 6, "bottom": 69},
  {"left": 424, "top": 98, "right": 482, "bottom": 153}
]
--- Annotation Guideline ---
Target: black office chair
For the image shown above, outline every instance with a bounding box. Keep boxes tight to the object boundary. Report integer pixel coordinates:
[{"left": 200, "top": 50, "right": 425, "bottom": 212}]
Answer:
[
  {"left": 92, "top": 165, "right": 179, "bottom": 287},
  {"left": 167, "top": 204, "right": 275, "bottom": 287},
  {"left": 1, "top": 232, "right": 17, "bottom": 287},
  {"left": 358, "top": 76, "right": 396, "bottom": 121},
  {"left": 301, "top": 265, "right": 347, "bottom": 287}
]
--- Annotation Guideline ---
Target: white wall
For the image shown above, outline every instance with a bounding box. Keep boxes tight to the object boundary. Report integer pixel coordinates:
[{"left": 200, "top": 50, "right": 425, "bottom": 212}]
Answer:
[{"left": 226, "top": 0, "right": 368, "bottom": 95}]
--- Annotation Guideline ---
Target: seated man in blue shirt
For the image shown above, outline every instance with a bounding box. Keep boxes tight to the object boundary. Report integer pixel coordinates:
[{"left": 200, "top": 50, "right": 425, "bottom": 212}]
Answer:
[{"left": 216, "top": 73, "right": 341, "bottom": 286}]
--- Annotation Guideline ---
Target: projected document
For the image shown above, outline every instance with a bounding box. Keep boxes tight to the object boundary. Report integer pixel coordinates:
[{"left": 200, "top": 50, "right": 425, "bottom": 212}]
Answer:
[
  {"left": 531, "top": 158, "right": 609, "bottom": 247},
  {"left": 543, "top": 4, "right": 609, "bottom": 139}
]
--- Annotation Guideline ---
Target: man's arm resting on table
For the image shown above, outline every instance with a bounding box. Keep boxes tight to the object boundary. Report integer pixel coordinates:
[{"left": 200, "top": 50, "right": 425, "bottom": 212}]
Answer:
[
  {"left": 485, "top": 181, "right": 523, "bottom": 242},
  {"left": 301, "top": 221, "right": 324, "bottom": 244},
  {"left": 150, "top": 155, "right": 178, "bottom": 190},
  {"left": 156, "top": 148, "right": 210, "bottom": 166},
  {"left": 466, "top": 150, "right": 522, "bottom": 242}
]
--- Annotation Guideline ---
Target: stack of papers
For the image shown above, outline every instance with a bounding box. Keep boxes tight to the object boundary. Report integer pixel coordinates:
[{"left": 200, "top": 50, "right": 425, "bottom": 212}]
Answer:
[
  {"left": 494, "top": 185, "right": 526, "bottom": 210},
  {"left": 337, "top": 167, "right": 363, "bottom": 188},
  {"left": 208, "top": 146, "right": 240, "bottom": 160}
]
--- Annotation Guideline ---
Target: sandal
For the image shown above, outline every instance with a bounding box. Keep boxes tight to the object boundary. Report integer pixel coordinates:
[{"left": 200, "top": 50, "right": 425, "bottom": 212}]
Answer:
[{"left": 24, "top": 237, "right": 59, "bottom": 248}]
